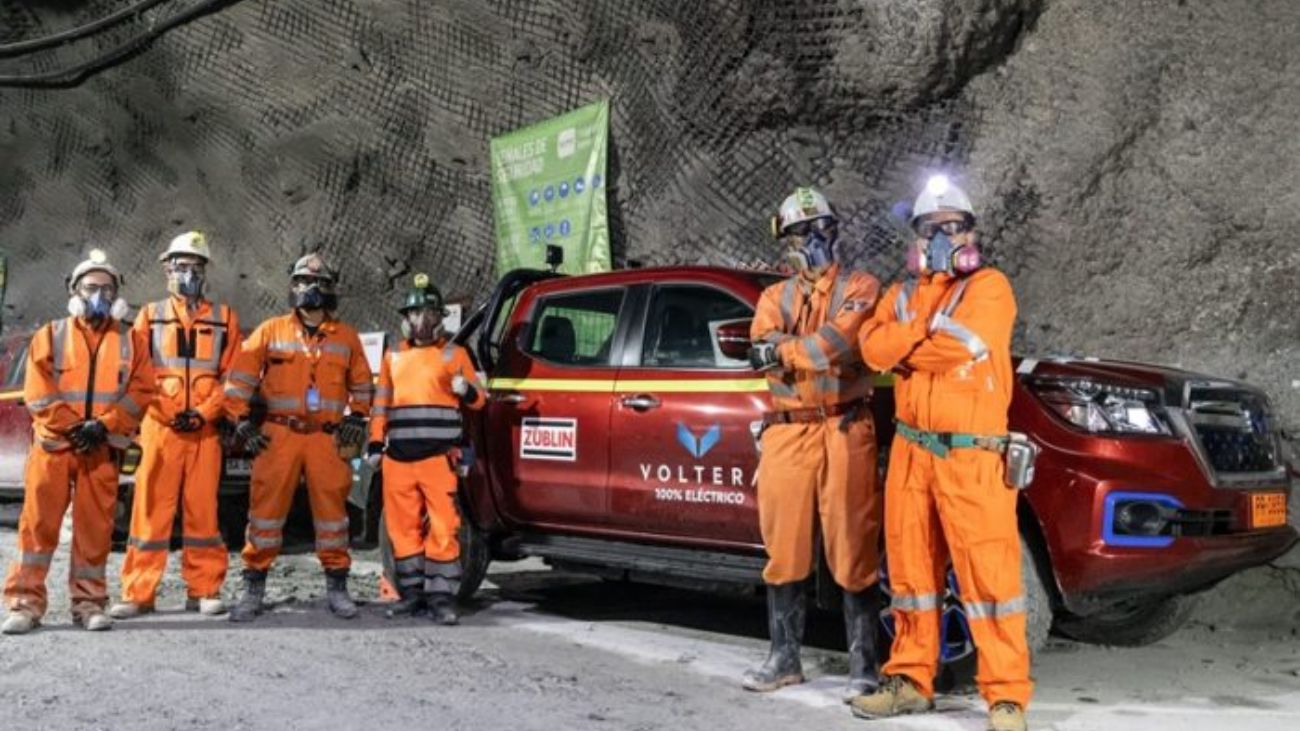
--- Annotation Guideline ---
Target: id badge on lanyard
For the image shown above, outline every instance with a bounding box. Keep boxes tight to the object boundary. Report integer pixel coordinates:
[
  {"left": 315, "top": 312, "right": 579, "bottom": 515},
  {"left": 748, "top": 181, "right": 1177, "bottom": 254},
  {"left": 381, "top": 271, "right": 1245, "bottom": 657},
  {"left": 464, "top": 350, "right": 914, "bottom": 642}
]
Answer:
[
  {"left": 306, "top": 381, "right": 322, "bottom": 413},
  {"left": 300, "top": 328, "right": 324, "bottom": 414}
]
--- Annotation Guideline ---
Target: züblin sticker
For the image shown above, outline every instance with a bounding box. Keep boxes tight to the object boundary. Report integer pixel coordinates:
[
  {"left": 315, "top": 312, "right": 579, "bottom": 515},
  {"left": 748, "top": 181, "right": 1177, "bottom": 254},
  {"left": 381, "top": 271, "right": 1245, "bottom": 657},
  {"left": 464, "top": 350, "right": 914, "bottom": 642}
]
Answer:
[{"left": 521, "top": 417, "right": 577, "bottom": 461}]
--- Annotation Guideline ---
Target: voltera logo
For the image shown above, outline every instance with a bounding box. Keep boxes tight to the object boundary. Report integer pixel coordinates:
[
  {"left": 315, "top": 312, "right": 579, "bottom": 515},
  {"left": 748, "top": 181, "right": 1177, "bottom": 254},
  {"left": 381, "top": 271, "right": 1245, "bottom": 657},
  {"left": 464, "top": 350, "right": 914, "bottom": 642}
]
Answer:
[{"left": 676, "top": 423, "right": 721, "bottom": 459}]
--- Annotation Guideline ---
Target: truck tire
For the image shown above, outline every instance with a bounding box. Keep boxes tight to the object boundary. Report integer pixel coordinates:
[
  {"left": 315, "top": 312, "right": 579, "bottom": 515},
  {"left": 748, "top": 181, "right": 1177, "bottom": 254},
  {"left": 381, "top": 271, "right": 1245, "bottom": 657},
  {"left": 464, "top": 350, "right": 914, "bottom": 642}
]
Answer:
[
  {"left": 378, "top": 507, "right": 491, "bottom": 603},
  {"left": 1021, "top": 537, "right": 1053, "bottom": 657},
  {"left": 1053, "top": 594, "right": 1199, "bottom": 647}
]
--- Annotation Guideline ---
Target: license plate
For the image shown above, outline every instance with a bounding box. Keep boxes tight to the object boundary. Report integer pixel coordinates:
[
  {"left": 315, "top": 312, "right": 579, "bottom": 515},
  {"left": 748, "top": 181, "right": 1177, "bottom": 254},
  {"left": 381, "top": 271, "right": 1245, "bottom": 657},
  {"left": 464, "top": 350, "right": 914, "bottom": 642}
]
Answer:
[
  {"left": 1250, "top": 492, "right": 1287, "bottom": 528},
  {"left": 225, "top": 458, "right": 252, "bottom": 477}
]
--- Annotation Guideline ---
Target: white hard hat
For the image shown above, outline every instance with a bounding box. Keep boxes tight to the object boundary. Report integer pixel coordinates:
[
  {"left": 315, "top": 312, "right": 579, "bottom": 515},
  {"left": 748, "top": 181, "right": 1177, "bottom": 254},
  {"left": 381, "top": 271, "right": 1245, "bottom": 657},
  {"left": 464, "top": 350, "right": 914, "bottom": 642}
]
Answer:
[
  {"left": 771, "top": 187, "right": 837, "bottom": 237},
  {"left": 289, "top": 252, "right": 337, "bottom": 283},
  {"left": 68, "top": 248, "right": 122, "bottom": 291},
  {"left": 911, "top": 175, "right": 975, "bottom": 224},
  {"left": 159, "top": 230, "right": 212, "bottom": 263}
]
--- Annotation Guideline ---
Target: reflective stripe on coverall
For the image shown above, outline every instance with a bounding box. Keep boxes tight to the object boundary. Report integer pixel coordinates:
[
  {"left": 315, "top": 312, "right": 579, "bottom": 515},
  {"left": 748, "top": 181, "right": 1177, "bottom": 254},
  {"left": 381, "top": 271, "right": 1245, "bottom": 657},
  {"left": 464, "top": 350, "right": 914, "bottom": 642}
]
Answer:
[
  {"left": 224, "top": 313, "right": 373, "bottom": 571},
  {"left": 859, "top": 267, "right": 1032, "bottom": 708},
  {"left": 749, "top": 263, "right": 882, "bottom": 591},
  {"left": 370, "top": 339, "right": 486, "bottom": 595},
  {"left": 4, "top": 317, "right": 154, "bottom": 619},
  {"left": 120, "top": 297, "right": 241, "bottom": 604}
]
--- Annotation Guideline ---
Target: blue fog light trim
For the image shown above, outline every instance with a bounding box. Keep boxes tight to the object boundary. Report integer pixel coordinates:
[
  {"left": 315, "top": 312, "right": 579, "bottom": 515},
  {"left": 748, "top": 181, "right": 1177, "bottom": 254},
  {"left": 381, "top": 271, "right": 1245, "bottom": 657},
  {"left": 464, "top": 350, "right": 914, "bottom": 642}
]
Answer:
[{"left": 1102, "top": 491, "right": 1184, "bottom": 548}]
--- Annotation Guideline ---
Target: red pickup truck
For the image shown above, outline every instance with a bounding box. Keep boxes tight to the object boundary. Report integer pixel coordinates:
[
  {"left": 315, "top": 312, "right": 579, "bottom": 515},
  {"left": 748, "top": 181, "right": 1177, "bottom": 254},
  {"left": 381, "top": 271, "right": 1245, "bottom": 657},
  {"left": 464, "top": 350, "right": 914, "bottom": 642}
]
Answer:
[{"left": 380, "top": 265, "right": 1296, "bottom": 652}]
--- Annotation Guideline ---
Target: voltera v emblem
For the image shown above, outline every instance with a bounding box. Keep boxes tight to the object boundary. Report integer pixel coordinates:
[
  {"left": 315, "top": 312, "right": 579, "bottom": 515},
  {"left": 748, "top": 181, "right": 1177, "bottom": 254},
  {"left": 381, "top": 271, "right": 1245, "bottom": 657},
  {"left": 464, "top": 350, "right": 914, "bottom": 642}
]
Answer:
[{"left": 676, "top": 423, "right": 721, "bottom": 459}]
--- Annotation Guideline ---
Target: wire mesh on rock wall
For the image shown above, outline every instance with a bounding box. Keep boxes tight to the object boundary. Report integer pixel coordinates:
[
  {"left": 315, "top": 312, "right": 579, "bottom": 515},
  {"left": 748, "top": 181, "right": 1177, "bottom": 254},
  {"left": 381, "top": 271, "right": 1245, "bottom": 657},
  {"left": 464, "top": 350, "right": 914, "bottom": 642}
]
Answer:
[{"left": 0, "top": 0, "right": 1032, "bottom": 332}]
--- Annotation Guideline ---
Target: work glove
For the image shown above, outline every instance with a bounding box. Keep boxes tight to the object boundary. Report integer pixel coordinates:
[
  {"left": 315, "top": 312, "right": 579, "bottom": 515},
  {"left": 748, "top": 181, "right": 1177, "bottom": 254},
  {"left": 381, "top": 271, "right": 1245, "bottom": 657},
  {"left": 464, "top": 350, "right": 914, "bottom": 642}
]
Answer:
[
  {"left": 451, "top": 374, "right": 478, "bottom": 403},
  {"left": 67, "top": 419, "right": 108, "bottom": 453},
  {"left": 170, "top": 409, "right": 206, "bottom": 433},
  {"left": 234, "top": 419, "right": 270, "bottom": 457},
  {"left": 747, "top": 342, "right": 781, "bottom": 372},
  {"left": 365, "top": 441, "right": 384, "bottom": 469},
  {"left": 335, "top": 413, "right": 367, "bottom": 449}
]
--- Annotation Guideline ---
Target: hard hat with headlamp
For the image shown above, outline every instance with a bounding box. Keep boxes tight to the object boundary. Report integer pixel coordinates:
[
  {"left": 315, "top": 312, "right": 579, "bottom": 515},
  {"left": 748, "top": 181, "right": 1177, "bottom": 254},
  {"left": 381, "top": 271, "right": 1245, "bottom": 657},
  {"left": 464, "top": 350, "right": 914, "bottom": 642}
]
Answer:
[
  {"left": 399, "top": 273, "right": 447, "bottom": 342},
  {"left": 771, "top": 187, "right": 839, "bottom": 274},
  {"left": 67, "top": 248, "right": 130, "bottom": 321},
  {"left": 160, "top": 231, "right": 212, "bottom": 299},
  {"left": 907, "top": 175, "right": 982, "bottom": 277}
]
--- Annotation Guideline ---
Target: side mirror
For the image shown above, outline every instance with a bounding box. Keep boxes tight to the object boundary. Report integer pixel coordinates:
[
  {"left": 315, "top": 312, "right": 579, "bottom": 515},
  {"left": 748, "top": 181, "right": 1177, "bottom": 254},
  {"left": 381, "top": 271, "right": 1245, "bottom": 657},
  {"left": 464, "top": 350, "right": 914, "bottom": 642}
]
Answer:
[{"left": 715, "top": 319, "right": 752, "bottom": 362}]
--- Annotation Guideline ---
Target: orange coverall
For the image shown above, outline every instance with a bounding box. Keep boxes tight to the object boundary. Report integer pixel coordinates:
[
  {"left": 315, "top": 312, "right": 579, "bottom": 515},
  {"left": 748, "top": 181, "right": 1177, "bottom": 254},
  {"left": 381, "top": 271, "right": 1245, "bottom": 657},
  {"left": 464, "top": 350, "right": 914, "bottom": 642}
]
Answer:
[
  {"left": 4, "top": 317, "right": 154, "bottom": 620},
  {"left": 369, "top": 339, "right": 486, "bottom": 595},
  {"left": 119, "top": 296, "right": 241, "bottom": 605},
  {"left": 224, "top": 313, "right": 372, "bottom": 572},
  {"left": 749, "top": 263, "right": 882, "bottom": 591},
  {"left": 859, "top": 268, "right": 1032, "bottom": 708}
]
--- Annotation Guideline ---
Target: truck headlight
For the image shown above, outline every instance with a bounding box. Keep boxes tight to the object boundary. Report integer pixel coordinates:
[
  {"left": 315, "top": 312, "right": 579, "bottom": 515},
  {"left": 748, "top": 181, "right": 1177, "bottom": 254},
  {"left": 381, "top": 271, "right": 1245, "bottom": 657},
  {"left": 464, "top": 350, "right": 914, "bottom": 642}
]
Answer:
[{"left": 1030, "top": 378, "right": 1172, "bottom": 435}]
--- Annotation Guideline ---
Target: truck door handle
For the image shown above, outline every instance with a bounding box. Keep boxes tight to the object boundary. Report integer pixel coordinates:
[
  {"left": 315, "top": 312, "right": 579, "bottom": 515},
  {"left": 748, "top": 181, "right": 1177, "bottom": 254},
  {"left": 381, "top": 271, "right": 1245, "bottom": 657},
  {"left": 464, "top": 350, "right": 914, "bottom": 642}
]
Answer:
[
  {"left": 496, "top": 391, "right": 528, "bottom": 405},
  {"left": 620, "top": 394, "right": 660, "bottom": 411}
]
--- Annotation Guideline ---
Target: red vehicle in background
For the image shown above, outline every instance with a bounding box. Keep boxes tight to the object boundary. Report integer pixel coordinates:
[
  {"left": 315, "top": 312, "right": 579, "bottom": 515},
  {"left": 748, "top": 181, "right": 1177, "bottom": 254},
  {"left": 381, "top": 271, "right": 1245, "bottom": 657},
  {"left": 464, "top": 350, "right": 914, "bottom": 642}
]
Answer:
[{"left": 372, "top": 264, "right": 1297, "bottom": 652}]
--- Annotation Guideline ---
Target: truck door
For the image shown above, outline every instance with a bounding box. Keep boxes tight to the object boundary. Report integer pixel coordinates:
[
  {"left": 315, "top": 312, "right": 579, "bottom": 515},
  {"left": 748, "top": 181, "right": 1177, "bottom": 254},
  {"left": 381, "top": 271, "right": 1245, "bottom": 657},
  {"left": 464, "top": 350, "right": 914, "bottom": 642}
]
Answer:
[
  {"left": 607, "top": 283, "right": 768, "bottom": 548},
  {"left": 485, "top": 285, "right": 629, "bottom": 528}
]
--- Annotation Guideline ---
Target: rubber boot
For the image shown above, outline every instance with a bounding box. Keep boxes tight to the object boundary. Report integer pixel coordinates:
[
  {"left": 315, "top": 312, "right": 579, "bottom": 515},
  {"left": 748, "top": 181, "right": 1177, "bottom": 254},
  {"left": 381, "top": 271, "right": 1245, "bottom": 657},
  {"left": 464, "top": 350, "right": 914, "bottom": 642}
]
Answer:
[
  {"left": 228, "top": 570, "right": 268, "bottom": 623},
  {"left": 325, "top": 569, "right": 358, "bottom": 619},
  {"left": 741, "top": 582, "right": 806, "bottom": 692},
  {"left": 427, "top": 593, "right": 459, "bottom": 626},
  {"left": 841, "top": 586, "right": 882, "bottom": 702},
  {"left": 386, "top": 556, "right": 426, "bottom": 618}
]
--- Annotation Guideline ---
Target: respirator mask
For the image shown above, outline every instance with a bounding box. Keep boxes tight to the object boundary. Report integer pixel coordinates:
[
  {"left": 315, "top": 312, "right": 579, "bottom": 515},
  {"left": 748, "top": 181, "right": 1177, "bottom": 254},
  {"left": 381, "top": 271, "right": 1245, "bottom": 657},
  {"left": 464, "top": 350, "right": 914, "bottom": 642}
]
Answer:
[
  {"left": 166, "top": 261, "right": 206, "bottom": 299},
  {"left": 781, "top": 219, "right": 837, "bottom": 273},
  {"left": 906, "top": 219, "right": 981, "bottom": 277},
  {"left": 67, "top": 282, "right": 129, "bottom": 322},
  {"left": 401, "top": 308, "right": 445, "bottom": 343},
  {"left": 290, "top": 276, "right": 338, "bottom": 311}
]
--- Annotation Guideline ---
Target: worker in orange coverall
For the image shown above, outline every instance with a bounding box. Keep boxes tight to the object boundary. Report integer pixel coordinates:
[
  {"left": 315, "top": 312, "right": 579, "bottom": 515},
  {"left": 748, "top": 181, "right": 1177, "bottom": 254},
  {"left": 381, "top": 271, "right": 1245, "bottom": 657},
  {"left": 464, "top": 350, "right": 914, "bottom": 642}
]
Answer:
[
  {"left": 111, "top": 231, "right": 241, "bottom": 620},
  {"left": 223, "top": 252, "right": 373, "bottom": 622},
  {"left": 742, "top": 187, "right": 884, "bottom": 700},
  {"left": 2, "top": 250, "right": 154, "bottom": 635},
  {"left": 367, "top": 273, "right": 486, "bottom": 626},
  {"left": 850, "top": 175, "right": 1031, "bottom": 731}
]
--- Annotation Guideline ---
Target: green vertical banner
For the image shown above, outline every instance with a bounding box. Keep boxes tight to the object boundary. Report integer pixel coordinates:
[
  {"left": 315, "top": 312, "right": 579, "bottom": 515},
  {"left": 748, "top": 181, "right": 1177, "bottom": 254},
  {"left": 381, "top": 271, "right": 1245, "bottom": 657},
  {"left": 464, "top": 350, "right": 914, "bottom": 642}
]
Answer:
[{"left": 490, "top": 99, "right": 611, "bottom": 276}]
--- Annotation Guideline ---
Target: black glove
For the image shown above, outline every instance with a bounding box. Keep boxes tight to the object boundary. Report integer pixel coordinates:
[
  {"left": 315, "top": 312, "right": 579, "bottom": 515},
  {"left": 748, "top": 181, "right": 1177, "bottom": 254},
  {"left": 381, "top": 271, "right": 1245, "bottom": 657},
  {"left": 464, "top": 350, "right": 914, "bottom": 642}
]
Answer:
[
  {"left": 170, "top": 409, "right": 206, "bottom": 433},
  {"left": 336, "top": 413, "right": 367, "bottom": 449},
  {"left": 234, "top": 419, "right": 270, "bottom": 456},
  {"left": 365, "top": 441, "right": 384, "bottom": 468},
  {"left": 748, "top": 342, "right": 781, "bottom": 372},
  {"left": 68, "top": 419, "right": 108, "bottom": 453}
]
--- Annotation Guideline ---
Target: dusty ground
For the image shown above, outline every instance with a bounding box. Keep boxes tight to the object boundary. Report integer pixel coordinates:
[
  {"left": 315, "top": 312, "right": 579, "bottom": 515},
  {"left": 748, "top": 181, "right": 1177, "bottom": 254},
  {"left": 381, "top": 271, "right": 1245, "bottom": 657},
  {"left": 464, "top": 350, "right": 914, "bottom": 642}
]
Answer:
[{"left": 0, "top": 524, "right": 1297, "bottom": 731}]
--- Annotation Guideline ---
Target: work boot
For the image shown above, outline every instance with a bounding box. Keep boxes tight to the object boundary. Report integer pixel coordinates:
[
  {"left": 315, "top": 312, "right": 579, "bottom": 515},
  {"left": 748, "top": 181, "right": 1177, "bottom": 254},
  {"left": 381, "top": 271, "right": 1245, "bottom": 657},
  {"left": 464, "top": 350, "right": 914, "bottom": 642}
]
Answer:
[
  {"left": 325, "top": 569, "right": 358, "bottom": 619},
  {"left": 987, "top": 702, "right": 1028, "bottom": 731},
  {"left": 74, "top": 604, "right": 113, "bottom": 632},
  {"left": 741, "top": 581, "right": 806, "bottom": 692},
  {"left": 107, "top": 601, "right": 154, "bottom": 620},
  {"left": 841, "top": 586, "right": 882, "bottom": 702},
  {"left": 185, "top": 596, "right": 229, "bottom": 616},
  {"left": 427, "top": 593, "right": 459, "bottom": 626},
  {"left": 848, "top": 674, "right": 934, "bottom": 719},
  {"left": 229, "top": 570, "right": 268, "bottom": 623},
  {"left": 1, "top": 610, "right": 38, "bottom": 635}
]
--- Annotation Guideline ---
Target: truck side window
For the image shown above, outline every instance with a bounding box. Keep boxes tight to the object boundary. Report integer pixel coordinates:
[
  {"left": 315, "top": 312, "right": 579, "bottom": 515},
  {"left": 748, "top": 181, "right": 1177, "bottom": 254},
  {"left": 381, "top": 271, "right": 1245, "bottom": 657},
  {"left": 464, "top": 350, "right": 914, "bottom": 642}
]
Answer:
[
  {"left": 642, "top": 286, "right": 752, "bottom": 369},
  {"left": 2, "top": 340, "right": 27, "bottom": 390},
  {"left": 525, "top": 289, "right": 624, "bottom": 367}
]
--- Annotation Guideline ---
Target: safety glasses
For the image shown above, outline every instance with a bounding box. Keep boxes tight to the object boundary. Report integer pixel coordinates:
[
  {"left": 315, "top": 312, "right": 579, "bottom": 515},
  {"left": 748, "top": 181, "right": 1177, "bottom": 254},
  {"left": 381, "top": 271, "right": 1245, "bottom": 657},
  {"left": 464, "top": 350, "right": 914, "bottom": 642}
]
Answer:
[
  {"left": 76, "top": 282, "right": 117, "bottom": 298},
  {"left": 781, "top": 217, "right": 837, "bottom": 238},
  {"left": 915, "top": 219, "right": 973, "bottom": 239}
]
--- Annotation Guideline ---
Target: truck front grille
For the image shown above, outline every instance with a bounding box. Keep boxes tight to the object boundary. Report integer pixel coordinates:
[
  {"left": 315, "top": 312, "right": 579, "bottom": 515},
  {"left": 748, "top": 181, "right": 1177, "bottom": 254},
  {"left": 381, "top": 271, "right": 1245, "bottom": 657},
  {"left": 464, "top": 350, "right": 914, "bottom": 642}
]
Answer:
[{"left": 1186, "top": 387, "right": 1280, "bottom": 475}]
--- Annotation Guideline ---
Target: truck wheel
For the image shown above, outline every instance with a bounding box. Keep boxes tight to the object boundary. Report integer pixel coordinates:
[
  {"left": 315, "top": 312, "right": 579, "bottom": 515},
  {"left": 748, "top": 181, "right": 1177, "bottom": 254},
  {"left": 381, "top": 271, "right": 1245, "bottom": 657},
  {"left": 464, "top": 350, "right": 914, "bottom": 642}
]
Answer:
[
  {"left": 1053, "top": 594, "right": 1199, "bottom": 647},
  {"left": 111, "top": 485, "right": 134, "bottom": 550},
  {"left": 218, "top": 492, "right": 249, "bottom": 551},
  {"left": 378, "top": 508, "right": 491, "bottom": 603},
  {"left": 1021, "top": 537, "right": 1053, "bottom": 657}
]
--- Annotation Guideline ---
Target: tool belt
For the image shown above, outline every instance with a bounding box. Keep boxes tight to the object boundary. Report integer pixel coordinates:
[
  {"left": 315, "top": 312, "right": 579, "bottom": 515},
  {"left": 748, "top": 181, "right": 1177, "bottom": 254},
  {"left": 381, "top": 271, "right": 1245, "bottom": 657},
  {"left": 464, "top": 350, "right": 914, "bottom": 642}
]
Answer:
[
  {"left": 895, "top": 421, "right": 1006, "bottom": 458},
  {"left": 265, "top": 414, "right": 338, "bottom": 435},
  {"left": 763, "top": 397, "right": 870, "bottom": 427}
]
